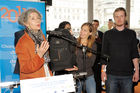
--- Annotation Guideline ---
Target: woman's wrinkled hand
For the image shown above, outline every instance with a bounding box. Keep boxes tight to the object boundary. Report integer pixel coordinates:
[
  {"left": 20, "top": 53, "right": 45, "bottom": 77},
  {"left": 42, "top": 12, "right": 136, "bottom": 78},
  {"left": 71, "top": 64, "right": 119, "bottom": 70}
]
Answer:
[{"left": 37, "top": 41, "right": 49, "bottom": 58}]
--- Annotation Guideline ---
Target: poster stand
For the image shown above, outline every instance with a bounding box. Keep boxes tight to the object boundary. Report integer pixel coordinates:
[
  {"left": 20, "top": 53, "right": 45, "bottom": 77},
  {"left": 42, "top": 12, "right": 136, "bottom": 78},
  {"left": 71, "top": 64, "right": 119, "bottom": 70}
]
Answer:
[{"left": 0, "top": 82, "right": 20, "bottom": 93}]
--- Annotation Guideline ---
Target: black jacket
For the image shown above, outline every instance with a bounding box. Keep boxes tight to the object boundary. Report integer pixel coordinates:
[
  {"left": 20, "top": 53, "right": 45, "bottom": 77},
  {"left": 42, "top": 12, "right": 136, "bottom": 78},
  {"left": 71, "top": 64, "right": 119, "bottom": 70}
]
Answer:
[{"left": 14, "top": 30, "right": 24, "bottom": 74}]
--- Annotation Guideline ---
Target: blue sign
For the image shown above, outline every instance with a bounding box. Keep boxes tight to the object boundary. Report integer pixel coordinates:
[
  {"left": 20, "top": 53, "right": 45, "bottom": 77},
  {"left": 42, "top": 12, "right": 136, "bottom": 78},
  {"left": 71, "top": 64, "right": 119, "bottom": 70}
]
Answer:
[{"left": 0, "top": 0, "right": 46, "bottom": 93}]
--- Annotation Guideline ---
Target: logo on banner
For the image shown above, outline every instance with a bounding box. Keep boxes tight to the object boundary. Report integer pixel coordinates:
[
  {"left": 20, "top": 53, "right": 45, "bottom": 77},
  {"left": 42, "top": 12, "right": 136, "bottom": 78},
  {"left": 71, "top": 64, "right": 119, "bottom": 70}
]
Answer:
[{"left": 0, "top": 6, "right": 26, "bottom": 23}]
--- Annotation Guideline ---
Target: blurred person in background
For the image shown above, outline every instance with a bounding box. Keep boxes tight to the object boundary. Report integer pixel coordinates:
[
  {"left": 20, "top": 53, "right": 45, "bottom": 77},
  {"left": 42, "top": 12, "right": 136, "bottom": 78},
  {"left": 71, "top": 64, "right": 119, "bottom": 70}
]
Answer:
[
  {"left": 108, "top": 19, "right": 115, "bottom": 30},
  {"left": 92, "top": 19, "right": 103, "bottom": 93}
]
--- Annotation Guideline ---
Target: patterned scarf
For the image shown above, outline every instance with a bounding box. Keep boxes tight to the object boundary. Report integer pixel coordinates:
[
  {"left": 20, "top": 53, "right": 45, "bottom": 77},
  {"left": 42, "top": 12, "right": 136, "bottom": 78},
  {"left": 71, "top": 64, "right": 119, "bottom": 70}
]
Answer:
[{"left": 25, "top": 28, "right": 50, "bottom": 63}]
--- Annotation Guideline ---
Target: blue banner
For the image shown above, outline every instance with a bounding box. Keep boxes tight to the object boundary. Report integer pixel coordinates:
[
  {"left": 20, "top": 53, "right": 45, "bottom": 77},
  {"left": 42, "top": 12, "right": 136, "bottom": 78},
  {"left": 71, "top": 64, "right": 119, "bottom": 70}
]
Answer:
[{"left": 0, "top": 0, "right": 46, "bottom": 93}]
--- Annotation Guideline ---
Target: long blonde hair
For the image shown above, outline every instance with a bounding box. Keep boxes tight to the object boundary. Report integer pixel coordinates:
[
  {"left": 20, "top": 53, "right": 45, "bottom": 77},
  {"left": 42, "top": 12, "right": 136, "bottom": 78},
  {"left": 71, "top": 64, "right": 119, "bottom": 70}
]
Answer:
[{"left": 77, "top": 22, "right": 96, "bottom": 57}]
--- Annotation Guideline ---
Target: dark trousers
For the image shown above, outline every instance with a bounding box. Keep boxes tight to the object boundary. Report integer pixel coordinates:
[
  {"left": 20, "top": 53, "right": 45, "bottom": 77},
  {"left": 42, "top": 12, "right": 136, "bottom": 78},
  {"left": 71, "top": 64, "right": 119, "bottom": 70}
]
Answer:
[
  {"left": 106, "top": 74, "right": 133, "bottom": 93},
  {"left": 93, "top": 63, "right": 102, "bottom": 93}
]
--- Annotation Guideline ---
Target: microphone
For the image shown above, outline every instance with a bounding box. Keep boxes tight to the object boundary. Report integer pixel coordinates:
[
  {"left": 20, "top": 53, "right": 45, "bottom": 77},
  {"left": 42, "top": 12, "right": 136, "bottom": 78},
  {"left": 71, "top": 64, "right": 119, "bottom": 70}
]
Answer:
[
  {"left": 73, "top": 72, "right": 87, "bottom": 78},
  {"left": 46, "top": 30, "right": 63, "bottom": 36}
]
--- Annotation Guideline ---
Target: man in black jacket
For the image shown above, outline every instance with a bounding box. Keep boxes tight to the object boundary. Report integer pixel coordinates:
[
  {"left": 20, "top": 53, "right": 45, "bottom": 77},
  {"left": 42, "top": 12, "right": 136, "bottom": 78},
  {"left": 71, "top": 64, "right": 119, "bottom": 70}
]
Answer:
[
  {"left": 14, "top": 30, "right": 24, "bottom": 74},
  {"left": 92, "top": 20, "right": 103, "bottom": 93},
  {"left": 101, "top": 7, "right": 139, "bottom": 93}
]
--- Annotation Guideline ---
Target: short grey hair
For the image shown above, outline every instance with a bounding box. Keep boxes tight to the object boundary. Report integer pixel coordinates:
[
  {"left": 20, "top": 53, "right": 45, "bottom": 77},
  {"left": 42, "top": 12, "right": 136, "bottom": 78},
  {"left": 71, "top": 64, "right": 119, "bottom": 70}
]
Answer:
[{"left": 18, "top": 8, "right": 42, "bottom": 26}]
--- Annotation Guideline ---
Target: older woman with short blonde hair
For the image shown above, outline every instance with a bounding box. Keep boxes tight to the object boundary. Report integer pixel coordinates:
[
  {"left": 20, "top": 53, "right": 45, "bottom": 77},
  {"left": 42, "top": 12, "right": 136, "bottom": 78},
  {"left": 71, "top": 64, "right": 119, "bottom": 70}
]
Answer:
[{"left": 15, "top": 8, "right": 52, "bottom": 80}]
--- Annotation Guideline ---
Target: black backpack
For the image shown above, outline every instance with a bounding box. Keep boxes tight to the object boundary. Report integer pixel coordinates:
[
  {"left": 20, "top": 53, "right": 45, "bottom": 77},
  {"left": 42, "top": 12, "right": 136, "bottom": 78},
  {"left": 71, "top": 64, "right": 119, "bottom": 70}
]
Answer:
[{"left": 48, "top": 28, "right": 77, "bottom": 71}]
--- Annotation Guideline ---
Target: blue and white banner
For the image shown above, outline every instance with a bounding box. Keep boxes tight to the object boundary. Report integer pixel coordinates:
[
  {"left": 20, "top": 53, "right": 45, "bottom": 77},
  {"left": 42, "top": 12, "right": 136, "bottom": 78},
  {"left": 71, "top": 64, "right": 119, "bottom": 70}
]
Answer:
[{"left": 0, "top": 0, "right": 46, "bottom": 93}]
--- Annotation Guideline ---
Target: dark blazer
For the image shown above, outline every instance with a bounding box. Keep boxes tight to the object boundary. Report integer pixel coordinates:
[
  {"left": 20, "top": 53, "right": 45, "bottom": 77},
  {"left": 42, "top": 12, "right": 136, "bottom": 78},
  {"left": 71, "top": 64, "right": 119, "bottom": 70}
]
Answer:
[
  {"left": 14, "top": 30, "right": 24, "bottom": 74},
  {"left": 14, "top": 30, "right": 25, "bottom": 47},
  {"left": 93, "top": 30, "right": 103, "bottom": 93},
  {"left": 94, "top": 30, "right": 103, "bottom": 63},
  {"left": 98, "top": 30, "right": 103, "bottom": 40},
  {"left": 96, "top": 30, "right": 103, "bottom": 45}
]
